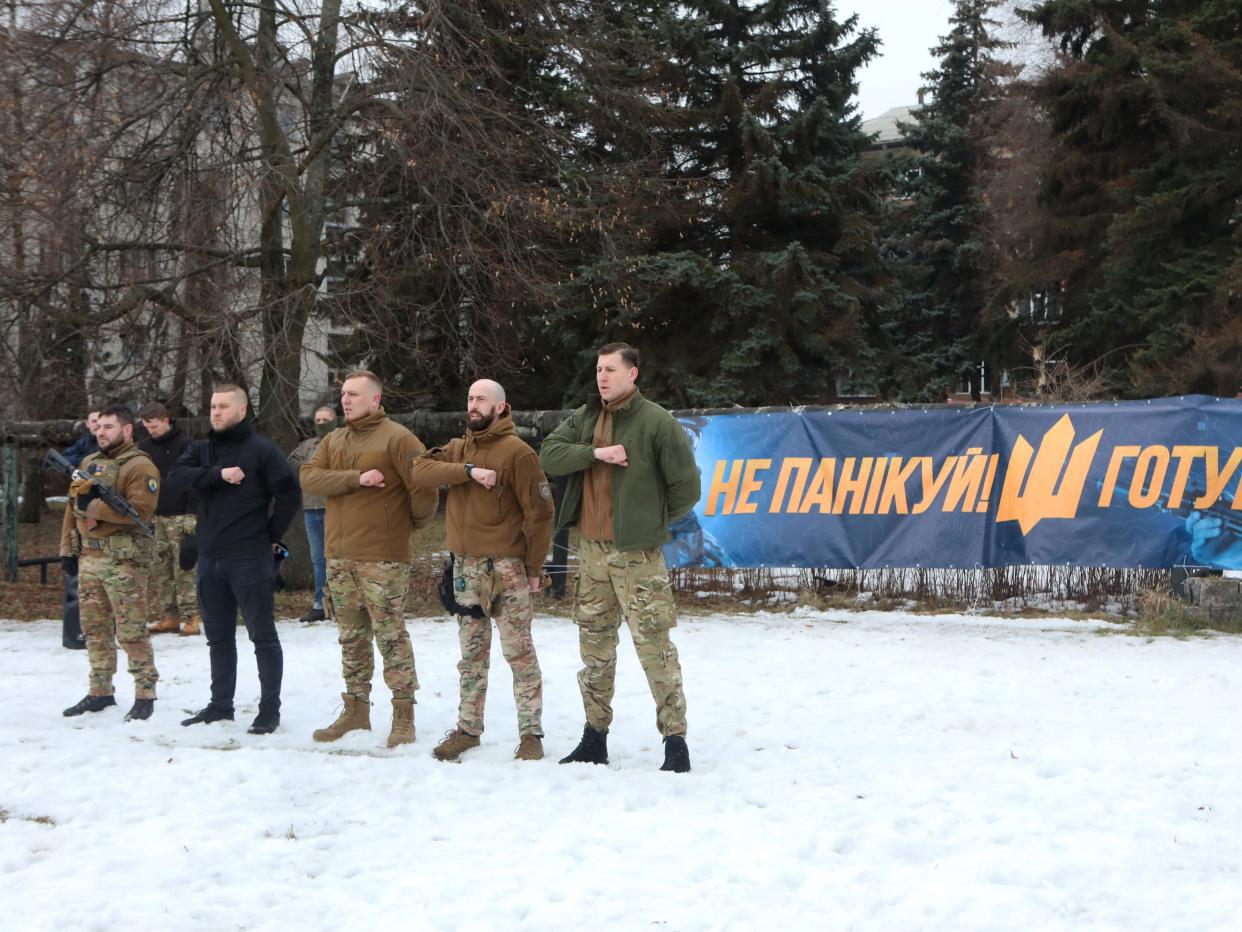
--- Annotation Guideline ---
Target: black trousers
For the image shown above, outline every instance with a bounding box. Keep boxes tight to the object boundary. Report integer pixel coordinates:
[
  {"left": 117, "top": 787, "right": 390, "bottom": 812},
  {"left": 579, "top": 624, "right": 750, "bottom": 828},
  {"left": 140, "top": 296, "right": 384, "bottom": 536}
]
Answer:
[{"left": 198, "top": 553, "right": 282, "bottom": 714}]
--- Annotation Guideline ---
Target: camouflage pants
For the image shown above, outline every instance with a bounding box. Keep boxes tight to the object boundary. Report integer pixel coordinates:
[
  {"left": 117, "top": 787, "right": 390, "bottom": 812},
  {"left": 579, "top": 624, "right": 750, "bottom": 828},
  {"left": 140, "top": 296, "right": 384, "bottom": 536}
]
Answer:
[
  {"left": 80, "top": 552, "right": 158, "bottom": 699},
  {"left": 150, "top": 514, "right": 197, "bottom": 619},
  {"left": 453, "top": 554, "right": 543, "bottom": 737},
  {"left": 326, "top": 558, "right": 416, "bottom": 700},
  {"left": 573, "top": 539, "right": 687, "bottom": 737}
]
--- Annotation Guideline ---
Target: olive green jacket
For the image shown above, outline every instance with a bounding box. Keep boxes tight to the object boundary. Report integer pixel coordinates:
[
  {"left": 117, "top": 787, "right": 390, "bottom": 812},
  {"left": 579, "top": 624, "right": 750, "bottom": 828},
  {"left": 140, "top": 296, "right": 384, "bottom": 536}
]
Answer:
[{"left": 539, "top": 389, "right": 701, "bottom": 552}]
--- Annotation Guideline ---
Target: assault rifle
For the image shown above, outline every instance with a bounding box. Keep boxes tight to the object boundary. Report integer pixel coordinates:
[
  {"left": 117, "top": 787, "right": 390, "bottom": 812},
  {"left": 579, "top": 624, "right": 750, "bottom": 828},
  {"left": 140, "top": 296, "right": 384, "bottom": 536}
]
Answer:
[
  {"left": 1099, "top": 476, "right": 1242, "bottom": 537},
  {"left": 1163, "top": 490, "right": 1242, "bottom": 537},
  {"left": 43, "top": 448, "right": 156, "bottom": 538}
]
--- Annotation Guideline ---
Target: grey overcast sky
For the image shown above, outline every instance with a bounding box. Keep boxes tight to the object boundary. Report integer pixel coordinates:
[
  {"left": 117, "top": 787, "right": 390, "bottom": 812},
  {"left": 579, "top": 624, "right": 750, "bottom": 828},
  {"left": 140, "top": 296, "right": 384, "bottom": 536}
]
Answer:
[{"left": 836, "top": 0, "right": 957, "bottom": 119}]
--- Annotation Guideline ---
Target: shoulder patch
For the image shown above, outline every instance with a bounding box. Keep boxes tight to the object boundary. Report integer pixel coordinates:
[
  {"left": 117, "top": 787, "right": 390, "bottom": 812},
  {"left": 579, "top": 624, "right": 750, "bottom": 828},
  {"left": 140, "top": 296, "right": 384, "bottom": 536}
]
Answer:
[
  {"left": 147, "top": 477, "right": 159, "bottom": 493},
  {"left": 539, "top": 481, "right": 552, "bottom": 501}
]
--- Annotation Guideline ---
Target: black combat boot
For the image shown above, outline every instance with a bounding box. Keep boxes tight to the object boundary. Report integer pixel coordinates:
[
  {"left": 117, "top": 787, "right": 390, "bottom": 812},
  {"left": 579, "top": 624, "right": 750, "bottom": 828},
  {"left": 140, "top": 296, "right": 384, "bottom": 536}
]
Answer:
[
  {"left": 659, "top": 735, "right": 691, "bottom": 773},
  {"left": 298, "top": 607, "right": 326, "bottom": 623},
  {"left": 181, "top": 704, "right": 234, "bottom": 727},
  {"left": 63, "top": 694, "right": 117, "bottom": 717},
  {"left": 124, "top": 699, "right": 155, "bottom": 722},
  {"left": 248, "top": 709, "right": 280, "bottom": 735},
  {"left": 559, "top": 725, "right": 608, "bottom": 765}
]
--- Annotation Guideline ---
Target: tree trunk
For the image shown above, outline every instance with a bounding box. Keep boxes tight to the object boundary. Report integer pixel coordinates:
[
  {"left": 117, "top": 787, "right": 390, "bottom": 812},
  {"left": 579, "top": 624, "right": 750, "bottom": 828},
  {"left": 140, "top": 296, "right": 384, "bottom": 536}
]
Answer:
[
  {"left": 280, "top": 506, "right": 314, "bottom": 593},
  {"left": 18, "top": 449, "right": 43, "bottom": 523}
]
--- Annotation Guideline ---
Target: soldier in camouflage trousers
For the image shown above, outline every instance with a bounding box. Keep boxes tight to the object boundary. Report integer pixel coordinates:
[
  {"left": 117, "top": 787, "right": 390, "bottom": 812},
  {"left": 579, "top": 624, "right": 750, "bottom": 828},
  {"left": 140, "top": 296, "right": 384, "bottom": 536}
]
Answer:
[
  {"left": 450, "top": 555, "right": 543, "bottom": 753},
  {"left": 412, "top": 379, "right": 554, "bottom": 762},
  {"left": 60, "top": 405, "right": 162, "bottom": 722},
  {"left": 149, "top": 513, "right": 197, "bottom": 631},
  {"left": 574, "top": 540, "right": 686, "bottom": 737},
  {"left": 138, "top": 403, "right": 200, "bottom": 636},
  {"left": 326, "top": 559, "right": 417, "bottom": 700},
  {"left": 301, "top": 371, "right": 438, "bottom": 748},
  {"left": 80, "top": 554, "right": 157, "bottom": 703},
  {"left": 540, "top": 343, "right": 701, "bottom": 772}
]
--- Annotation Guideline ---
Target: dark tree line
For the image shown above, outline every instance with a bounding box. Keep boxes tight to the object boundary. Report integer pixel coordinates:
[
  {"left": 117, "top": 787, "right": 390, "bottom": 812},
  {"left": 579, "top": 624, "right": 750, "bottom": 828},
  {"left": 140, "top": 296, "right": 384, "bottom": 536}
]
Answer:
[{"left": 2, "top": 0, "right": 1239, "bottom": 439}]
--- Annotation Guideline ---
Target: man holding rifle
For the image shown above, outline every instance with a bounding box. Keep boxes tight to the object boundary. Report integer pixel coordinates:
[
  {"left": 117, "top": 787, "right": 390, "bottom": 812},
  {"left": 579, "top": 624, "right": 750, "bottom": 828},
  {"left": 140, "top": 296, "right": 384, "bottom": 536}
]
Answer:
[{"left": 57, "top": 405, "right": 162, "bottom": 722}]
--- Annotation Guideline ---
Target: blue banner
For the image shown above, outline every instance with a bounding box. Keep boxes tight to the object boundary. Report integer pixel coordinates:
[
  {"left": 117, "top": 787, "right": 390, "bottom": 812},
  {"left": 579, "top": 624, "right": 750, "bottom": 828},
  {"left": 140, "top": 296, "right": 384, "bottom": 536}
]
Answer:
[{"left": 662, "top": 395, "right": 1242, "bottom": 570}]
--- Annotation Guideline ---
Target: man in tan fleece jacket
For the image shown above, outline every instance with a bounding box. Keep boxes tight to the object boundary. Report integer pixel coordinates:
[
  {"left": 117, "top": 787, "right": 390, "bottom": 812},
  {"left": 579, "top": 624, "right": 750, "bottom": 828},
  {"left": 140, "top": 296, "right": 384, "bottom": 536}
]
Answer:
[
  {"left": 300, "top": 370, "right": 437, "bottom": 747},
  {"left": 412, "top": 378, "right": 554, "bottom": 762}
]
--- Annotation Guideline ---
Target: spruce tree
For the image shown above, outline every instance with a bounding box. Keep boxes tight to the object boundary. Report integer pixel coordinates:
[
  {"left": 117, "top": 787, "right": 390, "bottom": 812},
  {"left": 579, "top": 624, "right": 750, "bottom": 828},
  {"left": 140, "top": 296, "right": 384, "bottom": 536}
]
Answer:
[
  {"left": 1013, "top": 0, "right": 1242, "bottom": 396},
  {"left": 551, "top": 0, "right": 885, "bottom": 407},
  {"left": 885, "top": 0, "right": 1014, "bottom": 402}
]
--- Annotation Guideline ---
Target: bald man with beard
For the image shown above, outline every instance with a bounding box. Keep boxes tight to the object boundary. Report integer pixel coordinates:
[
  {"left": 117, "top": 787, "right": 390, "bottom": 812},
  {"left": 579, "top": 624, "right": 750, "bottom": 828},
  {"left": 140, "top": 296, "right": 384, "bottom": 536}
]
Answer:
[{"left": 412, "top": 379, "right": 555, "bottom": 762}]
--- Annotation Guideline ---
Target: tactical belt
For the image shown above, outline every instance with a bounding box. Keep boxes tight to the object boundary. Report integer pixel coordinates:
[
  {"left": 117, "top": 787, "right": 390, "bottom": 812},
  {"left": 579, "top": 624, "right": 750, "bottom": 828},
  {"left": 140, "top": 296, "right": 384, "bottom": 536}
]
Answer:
[{"left": 82, "top": 534, "right": 130, "bottom": 550}]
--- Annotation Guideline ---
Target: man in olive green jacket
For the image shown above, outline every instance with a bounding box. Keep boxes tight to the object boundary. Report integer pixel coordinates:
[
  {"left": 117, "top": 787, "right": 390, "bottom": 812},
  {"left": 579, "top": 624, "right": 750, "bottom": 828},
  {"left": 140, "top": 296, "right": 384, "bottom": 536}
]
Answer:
[
  {"left": 300, "top": 370, "right": 437, "bottom": 748},
  {"left": 540, "top": 342, "right": 701, "bottom": 772}
]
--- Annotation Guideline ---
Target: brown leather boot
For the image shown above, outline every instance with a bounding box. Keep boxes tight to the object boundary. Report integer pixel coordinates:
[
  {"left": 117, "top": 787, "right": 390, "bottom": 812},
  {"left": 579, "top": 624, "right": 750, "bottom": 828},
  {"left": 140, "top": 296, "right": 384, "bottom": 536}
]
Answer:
[
  {"left": 433, "top": 728, "right": 481, "bottom": 761},
  {"left": 515, "top": 735, "right": 544, "bottom": 761},
  {"left": 148, "top": 614, "right": 181, "bottom": 634},
  {"left": 180, "top": 615, "right": 201, "bottom": 636},
  {"left": 312, "top": 693, "right": 371, "bottom": 743},
  {"left": 386, "top": 698, "right": 415, "bottom": 748}
]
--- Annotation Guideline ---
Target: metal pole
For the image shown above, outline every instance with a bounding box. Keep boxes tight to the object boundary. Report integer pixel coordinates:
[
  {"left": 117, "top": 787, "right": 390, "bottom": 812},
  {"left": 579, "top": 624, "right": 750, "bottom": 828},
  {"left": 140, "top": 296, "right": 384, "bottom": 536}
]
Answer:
[{"left": 3, "top": 444, "right": 18, "bottom": 582}]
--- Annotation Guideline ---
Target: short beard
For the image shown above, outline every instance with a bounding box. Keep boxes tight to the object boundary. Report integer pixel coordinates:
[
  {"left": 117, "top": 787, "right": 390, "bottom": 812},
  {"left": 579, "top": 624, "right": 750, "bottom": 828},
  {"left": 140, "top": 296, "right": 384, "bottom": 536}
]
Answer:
[
  {"left": 99, "top": 436, "right": 125, "bottom": 456},
  {"left": 467, "top": 410, "right": 496, "bottom": 432}
]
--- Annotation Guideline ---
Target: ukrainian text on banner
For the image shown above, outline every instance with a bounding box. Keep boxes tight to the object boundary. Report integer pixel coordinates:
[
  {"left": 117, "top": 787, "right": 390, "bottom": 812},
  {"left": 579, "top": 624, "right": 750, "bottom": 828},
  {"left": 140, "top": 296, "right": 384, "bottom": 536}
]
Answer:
[{"left": 661, "top": 395, "right": 1242, "bottom": 570}]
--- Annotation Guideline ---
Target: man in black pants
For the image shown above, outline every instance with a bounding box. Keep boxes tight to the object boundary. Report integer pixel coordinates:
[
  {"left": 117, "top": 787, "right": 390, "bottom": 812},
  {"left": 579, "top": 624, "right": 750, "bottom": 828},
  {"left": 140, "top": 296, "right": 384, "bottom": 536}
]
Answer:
[{"left": 167, "top": 383, "right": 301, "bottom": 734}]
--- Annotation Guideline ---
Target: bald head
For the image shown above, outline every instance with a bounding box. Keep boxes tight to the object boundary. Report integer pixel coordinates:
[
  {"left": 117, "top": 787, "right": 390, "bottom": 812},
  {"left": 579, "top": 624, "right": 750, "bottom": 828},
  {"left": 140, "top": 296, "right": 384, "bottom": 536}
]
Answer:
[
  {"left": 471, "top": 379, "right": 505, "bottom": 404},
  {"left": 467, "top": 379, "right": 506, "bottom": 431}
]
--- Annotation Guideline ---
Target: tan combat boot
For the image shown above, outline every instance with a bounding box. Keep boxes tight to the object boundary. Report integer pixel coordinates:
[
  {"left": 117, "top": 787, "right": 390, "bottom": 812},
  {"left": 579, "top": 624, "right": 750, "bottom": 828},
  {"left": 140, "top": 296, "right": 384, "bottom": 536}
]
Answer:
[
  {"left": 433, "top": 728, "right": 481, "bottom": 761},
  {"left": 515, "top": 735, "right": 544, "bottom": 761},
  {"left": 312, "top": 693, "right": 371, "bottom": 742},
  {"left": 387, "top": 698, "right": 415, "bottom": 748},
  {"left": 149, "top": 614, "right": 181, "bottom": 634},
  {"left": 180, "top": 615, "right": 201, "bottom": 637}
]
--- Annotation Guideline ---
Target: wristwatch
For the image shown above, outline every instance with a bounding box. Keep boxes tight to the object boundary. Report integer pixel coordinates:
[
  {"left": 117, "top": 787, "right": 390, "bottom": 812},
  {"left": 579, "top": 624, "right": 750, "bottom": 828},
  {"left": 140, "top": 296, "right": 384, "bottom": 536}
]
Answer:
[{"left": 465, "top": 463, "right": 475, "bottom": 478}]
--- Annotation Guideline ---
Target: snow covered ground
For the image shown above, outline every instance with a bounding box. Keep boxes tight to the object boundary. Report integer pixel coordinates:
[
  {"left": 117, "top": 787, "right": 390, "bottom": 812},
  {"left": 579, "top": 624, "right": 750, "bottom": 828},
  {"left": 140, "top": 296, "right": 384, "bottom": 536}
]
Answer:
[{"left": 4, "top": 607, "right": 1242, "bottom": 931}]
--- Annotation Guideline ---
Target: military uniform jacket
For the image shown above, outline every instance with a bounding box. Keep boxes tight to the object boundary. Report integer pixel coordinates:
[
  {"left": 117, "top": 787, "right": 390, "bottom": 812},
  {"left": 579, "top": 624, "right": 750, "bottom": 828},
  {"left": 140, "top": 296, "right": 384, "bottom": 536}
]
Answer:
[
  {"left": 300, "top": 408, "right": 437, "bottom": 563},
  {"left": 59, "top": 441, "right": 160, "bottom": 557},
  {"left": 540, "top": 388, "right": 701, "bottom": 552},
  {"left": 412, "top": 406, "right": 555, "bottom": 578}
]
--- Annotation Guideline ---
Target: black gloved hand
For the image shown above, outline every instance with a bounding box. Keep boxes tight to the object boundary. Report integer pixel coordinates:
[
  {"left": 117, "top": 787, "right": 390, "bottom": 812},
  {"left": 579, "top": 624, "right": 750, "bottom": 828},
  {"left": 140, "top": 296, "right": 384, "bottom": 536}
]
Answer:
[{"left": 61, "top": 555, "right": 79, "bottom": 577}]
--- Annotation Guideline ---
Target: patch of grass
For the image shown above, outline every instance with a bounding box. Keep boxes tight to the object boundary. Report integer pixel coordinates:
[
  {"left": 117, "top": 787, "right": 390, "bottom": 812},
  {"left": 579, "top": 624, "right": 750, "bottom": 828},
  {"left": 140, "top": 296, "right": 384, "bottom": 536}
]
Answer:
[
  {"left": 795, "top": 588, "right": 907, "bottom": 614},
  {"left": 0, "top": 808, "right": 56, "bottom": 826},
  {"left": 1133, "top": 588, "right": 1242, "bottom": 637},
  {"left": 982, "top": 606, "right": 1109, "bottom": 622}
]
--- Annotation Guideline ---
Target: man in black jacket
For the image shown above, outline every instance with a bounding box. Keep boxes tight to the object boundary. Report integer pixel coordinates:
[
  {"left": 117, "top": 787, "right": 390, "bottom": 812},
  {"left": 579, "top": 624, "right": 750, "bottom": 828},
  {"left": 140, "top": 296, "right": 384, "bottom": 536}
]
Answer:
[
  {"left": 166, "top": 384, "right": 301, "bottom": 735},
  {"left": 138, "top": 402, "right": 199, "bottom": 636},
  {"left": 62, "top": 409, "right": 101, "bottom": 467}
]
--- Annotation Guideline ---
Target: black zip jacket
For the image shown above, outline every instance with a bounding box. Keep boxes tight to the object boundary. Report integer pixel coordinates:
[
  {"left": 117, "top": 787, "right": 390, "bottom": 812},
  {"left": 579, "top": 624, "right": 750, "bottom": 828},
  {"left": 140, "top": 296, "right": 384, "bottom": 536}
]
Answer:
[
  {"left": 166, "top": 419, "right": 301, "bottom": 558},
  {"left": 138, "top": 424, "right": 196, "bottom": 516}
]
